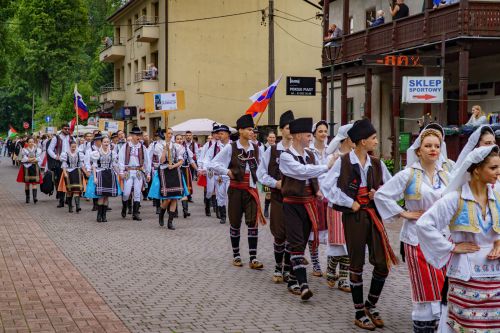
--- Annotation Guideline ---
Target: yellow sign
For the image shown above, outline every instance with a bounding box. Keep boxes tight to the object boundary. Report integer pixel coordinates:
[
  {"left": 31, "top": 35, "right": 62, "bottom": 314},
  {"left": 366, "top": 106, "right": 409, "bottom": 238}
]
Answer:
[
  {"left": 145, "top": 90, "right": 185, "bottom": 113},
  {"left": 98, "top": 119, "right": 125, "bottom": 132}
]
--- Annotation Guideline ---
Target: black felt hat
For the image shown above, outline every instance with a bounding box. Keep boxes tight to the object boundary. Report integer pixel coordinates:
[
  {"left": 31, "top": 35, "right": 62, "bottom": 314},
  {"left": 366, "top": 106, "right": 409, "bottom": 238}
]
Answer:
[
  {"left": 110, "top": 132, "right": 118, "bottom": 139},
  {"left": 93, "top": 133, "right": 104, "bottom": 141},
  {"left": 348, "top": 118, "right": 377, "bottom": 143},
  {"left": 279, "top": 110, "right": 295, "bottom": 128},
  {"left": 212, "top": 122, "right": 220, "bottom": 133},
  {"left": 236, "top": 115, "right": 255, "bottom": 130},
  {"left": 289, "top": 118, "right": 313, "bottom": 134},
  {"left": 130, "top": 126, "right": 142, "bottom": 135}
]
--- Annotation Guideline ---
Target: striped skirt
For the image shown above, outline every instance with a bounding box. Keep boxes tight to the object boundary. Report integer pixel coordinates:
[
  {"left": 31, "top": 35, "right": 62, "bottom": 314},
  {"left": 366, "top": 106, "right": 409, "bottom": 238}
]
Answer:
[
  {"left": 404, "top": 243, "right": 446, "bottom": 303},
  {"left": 326, "top": 206, "right": 345, "bottom": 245},
  {"left": 447, "top": 277, "right": 500, "bottom": 332}
]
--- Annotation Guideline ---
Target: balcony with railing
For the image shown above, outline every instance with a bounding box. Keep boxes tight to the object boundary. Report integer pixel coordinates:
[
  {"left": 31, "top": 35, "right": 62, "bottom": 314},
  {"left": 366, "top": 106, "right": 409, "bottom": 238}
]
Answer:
[
  {"left": 99, "top": 83, "right": 126, "bottom": 103},
  {"left": 99, "top": 37, "right": 126, "bottom": 63},
  {"left": 135, "top": 15, "right": 160, "bottom": 42},
  {"left": 134, "top": 70, "right": 159, "bottom": 94},
  {"left": 321, "top": 2, "right": 500, "bottom": 67}
]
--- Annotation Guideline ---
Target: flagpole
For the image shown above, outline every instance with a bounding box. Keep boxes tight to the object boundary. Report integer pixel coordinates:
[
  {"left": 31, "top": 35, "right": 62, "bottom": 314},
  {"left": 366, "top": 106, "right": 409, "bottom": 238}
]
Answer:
[
  {"left": 74, "top": 84, "right": 79, "bottom": 137},
  {"left": 254, "top": 111, "right": 265, "bottom": 128}
]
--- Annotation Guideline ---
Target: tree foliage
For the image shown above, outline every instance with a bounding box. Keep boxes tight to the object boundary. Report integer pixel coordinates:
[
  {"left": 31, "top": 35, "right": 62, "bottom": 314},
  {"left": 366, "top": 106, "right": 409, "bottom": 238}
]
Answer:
[{"left": 0, "top": 0, "right": 123, "bottom": 132}]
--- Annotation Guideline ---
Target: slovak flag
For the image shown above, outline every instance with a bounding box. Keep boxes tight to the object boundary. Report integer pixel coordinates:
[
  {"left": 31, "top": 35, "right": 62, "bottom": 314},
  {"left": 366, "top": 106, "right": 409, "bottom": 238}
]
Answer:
[
  {"left": 245, "top": 75, "right": 282, "bottom": 117},
  {"left": 74, "top": 85, "right": 89, "bottom": 120}
]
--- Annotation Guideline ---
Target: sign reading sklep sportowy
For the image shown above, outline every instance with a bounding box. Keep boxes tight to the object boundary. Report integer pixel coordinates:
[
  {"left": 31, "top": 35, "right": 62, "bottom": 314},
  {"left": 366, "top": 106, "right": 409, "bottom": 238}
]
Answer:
[
  {"left": 402, "top": 76, "right": 444, "bottom": 104},
  {"left": 286, "top": 76, "right": 316, "bottom": 96}
]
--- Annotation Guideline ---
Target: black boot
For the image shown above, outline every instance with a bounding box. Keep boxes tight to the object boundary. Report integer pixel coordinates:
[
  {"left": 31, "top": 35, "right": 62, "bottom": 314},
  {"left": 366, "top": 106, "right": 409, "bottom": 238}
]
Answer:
[
  {"left": 167, "top": 211, "right": 175, "bottom": 230},
  {"left": 127, "top": 198, "right": 132, "bottom": 215},
  {"left": 96, "top": 205, "right": 103, "bottom": 222},
  {"left": 75, "top": 197, "right": 81, "bottom": 213},
  {"left": 32, "top": 189, "right": 38, "bottom": 204},
  {"left": 219, "top": 206, "right": 226, "bottom": 224},
  {"left": 121, "top": 200, "right": 127, "bottom": 218},
  {"left": 25, "top": 189, "right": 30, "bottom": 203},
  {"left": 92, "top": 198, "right": 98, "bottom": 211},
  {"left": 132, "top": 202, "right": 142, "bottom": 221},
  {"left": 173, "top": 206, "right": 178, "bottom": 218},
  {"left": 264, "top": 198, "right": 270, "bottom": 218},
  {"left": 154, "top": 199, "right": 161, "bottom": 214},
  {"left": 57, "top": 192, "right": 65, "bottom": 208},
  {"left": 212, "top": 196, "right": 219, "bottom": 218},
  {"left": 204, "top": 198, "right": 211, "bottom": 217},
  {"left": 181, "top": 200, "right": 190, "bottom": 218},
  {"left": 67, "top": 197, "right": 73, "bottom": 213},
  {"left": 101, "top": 205, "right": 108, "bottom": 222},
  {"left": 159, "top": 208, "right": 166, "bottom": 226}
]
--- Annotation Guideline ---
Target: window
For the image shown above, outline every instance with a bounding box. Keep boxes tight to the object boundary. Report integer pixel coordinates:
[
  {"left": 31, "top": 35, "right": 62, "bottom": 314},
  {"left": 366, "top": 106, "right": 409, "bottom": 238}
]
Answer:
[
  {"left": 366, "top": 7, "right": 376, "bottom": 28},
  {"left": 127, "top": 63, "right": 131, "bottom": 84},
  {"left": 142, "top": 7, "right": 147, "bottom": 16},
  {"left": 127, "top": 19, "right": 132, "bottom": 39},
  {"left": 120, "top": 66, "right": 124, "bottom": 88},
  {"left": 141, "top": 56, "right": 147, "bottom": 71},
  {"left": 115, "top": 27, "right": 121, "bottom": 44},
  {"left": 349, "top": 16, "right": 354, "bottom": 34},
  {"left": 134, "top": 60, "right": 138, "bottom": 81},
  {"left": 347, "top": 98, "right": 354, "bottom": 122}
]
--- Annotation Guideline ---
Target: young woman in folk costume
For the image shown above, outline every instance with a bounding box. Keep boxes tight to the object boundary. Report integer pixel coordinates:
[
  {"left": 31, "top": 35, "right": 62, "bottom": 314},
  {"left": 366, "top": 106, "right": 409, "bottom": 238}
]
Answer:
[
  {"left": 305, "top": 120, "right": 330, "bottom": 277},
  {"left": 417, "top": 145, "right": 500, "bottom": 333},
  {"left": 375, "top": 128, "right": 449, "bottom": 333},
  {"left": 84, "top": 136, "right": 121, "bottom": 222},
  {"left": 411, "top": 123, "right": 455, "bottom": 173},
  {"left": 321, "top": 123, "right": 354, "bottom": 292},
  {"left": 16, "top": 137, "right": 42, "bottom": 204},
  {"left": 176, "top": 134, "right": 197, "bottom": 219},
  {"left": 148, "top": 128, "right": 187, "bottom": 230},
  {"left": 451, "top": 125, "right": 495, "bottom": 176},
  {"left": 60, "top": 140, "right": 86, "bottom": 213}
]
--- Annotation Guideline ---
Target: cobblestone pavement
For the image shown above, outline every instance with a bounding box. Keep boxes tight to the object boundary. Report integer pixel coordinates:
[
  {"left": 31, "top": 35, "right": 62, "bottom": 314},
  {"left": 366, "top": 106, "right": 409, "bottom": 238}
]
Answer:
[{"left": 1, "top": 157, "right": 413, "bottom": 333}]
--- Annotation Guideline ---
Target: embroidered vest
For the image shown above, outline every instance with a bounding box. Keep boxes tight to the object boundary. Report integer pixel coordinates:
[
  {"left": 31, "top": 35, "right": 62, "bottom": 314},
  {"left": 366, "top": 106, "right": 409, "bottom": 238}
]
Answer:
[
  {"left": 124, "top": 143, "right": 144, "bottom": 167},
  {"left": 268, "top": 144, "right": 282, "bottom": 182},
  {"left": 404, "top": 168, "right": 449, "bottom": 201},
  {"left": 281, "top": 150, "right": 319, "bottom": 198},
  {"left": 449, "top": 190, "right": 500, "bottom": 234},
  {"left": 229, "top": 142, "right": 259, "bottom": 184}
]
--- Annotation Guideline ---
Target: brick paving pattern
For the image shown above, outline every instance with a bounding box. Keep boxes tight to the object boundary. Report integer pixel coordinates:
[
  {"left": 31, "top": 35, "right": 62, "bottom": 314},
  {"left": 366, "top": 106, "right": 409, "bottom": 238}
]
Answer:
[{"left": 0, "top": 157, "right": 413, "bottom": 332}]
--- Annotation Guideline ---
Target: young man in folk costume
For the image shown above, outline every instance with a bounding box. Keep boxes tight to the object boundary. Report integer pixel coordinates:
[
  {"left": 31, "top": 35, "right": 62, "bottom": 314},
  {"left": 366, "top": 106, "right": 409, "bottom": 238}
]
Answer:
[
  {"left": 279, "top": 117, "right": 335, "bottom": 301},
  {"left": 211, "top": 115, "right": 266, "bottom": 269},
  {"left": 324, "top": 118, "right": 394, "bottom": 330},
  {"left": 257, "top": 110, "right": 296, "bottom": 286},
  {"left": 119, "top": 126, "right": 151, "bottom": 221},
  {"left": 184, "top": 130, "right": 199, "bottom": 188},
  {"left": 149, "top": 128, "right": 186, "bottom": 230},
  {"left": 206, "top": 124, "right": 232, "bottom": 224},
  {"left": 47, "top": 124, "right": 72, "bottom": 208},
  {"left": 199, "top": 124, "right": 221, "bottom": 217}
]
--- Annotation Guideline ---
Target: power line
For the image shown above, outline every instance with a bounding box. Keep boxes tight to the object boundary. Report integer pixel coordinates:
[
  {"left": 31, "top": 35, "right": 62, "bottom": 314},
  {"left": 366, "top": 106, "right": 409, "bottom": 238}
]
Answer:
[
  {"left": 274, "top": 8, "right": 322, "bottom": 26},
  {"left": 0, "top": 9, "right": 264, "bottom": 28},
  {"left": 274, "top": 20, "right": 322, "bottom": 49}
]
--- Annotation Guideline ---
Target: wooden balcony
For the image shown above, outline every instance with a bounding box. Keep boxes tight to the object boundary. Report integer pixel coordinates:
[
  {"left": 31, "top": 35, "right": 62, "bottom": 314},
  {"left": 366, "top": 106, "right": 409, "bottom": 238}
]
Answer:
[{"left": 322, "top": 2, "right": 500, "bottom": 67}]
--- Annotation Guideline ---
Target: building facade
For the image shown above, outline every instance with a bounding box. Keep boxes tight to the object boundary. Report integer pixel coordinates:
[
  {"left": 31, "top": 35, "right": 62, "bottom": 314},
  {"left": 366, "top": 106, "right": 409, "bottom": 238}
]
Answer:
[
  {"left": 99, "top": 0, "right": 324, "bottom": 136},
  {"left": 320, "top": 0, "right": 500, "bottom": 159}
]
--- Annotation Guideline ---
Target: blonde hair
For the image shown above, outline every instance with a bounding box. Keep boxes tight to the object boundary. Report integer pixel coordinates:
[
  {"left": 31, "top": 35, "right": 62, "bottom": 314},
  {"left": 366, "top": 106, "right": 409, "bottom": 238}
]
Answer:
[
  {"left": 416, "top": 129, "right": 442, "bottom": 155},
  {"left": 472, "top": 105, "right": 484, "bottom": 118}
]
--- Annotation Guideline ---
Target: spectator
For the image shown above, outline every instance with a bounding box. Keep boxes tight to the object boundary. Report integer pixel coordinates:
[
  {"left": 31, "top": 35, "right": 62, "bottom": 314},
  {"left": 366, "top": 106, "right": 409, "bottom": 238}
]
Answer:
[
  {"left": 147, "top": 63, "right": 158, "bottom": 80},
  {"left": 391, "top": 0, "right": 409, "bottom": 20},
  {"left": 368, "top": 10, "right": 385, "bottom": 27},
  {"left": 465, "top": 105, "right": 488, "bottom": 127},
  {"left": 323, "top": 24, "right": 343, "bottom": 47},
  {"left": 102, "top": 36, "right": 113, "bottom": 48}
]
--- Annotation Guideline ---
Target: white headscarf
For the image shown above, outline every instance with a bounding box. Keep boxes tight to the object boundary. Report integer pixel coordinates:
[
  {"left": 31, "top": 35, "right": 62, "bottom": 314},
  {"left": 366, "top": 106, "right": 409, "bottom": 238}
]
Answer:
[
  {"left": 454, "top": 125, "right": 494, "bottom": 170},
  {"left": 444, "top": 145, "right": 498, "bottom": 195},
  {"left": 326, "top": 124, "right": 353, "bottom": 155},
  {"left": 406, "top": 124, "right": 448, "bottom": 169}
]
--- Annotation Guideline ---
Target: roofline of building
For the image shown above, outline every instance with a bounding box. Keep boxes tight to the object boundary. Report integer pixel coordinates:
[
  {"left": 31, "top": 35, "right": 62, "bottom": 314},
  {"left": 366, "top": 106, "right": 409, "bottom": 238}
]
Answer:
[{"left": 107, "top": 0, "right": 140, "bottom": 22}]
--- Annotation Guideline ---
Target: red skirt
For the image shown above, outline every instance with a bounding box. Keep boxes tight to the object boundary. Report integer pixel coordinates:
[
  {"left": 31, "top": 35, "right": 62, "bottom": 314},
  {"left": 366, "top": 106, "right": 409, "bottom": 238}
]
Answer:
[
  {"left": 404, "top": 243, "right": 446, "bottom": 303},
  {"left": 16, "top": 165, "right": 43, "bottom": 185},
  {"left": 327, "top": 206, "right": 346, "bottom": 245}
]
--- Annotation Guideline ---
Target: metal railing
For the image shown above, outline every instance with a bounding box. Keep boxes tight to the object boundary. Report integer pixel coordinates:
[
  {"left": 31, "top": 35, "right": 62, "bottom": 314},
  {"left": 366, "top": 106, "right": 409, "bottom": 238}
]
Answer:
[
  {"left": 100, "top": 37, "right": 126, "bottom": 52},
  {"left": 134, "top": 70, "right": 158, "bottom": 82},
  {"left": 135, "top": 15, "right": 159, "bottom": 30},
  {"left": 100, "top": 83, "right": 124, "bottom": 94}
]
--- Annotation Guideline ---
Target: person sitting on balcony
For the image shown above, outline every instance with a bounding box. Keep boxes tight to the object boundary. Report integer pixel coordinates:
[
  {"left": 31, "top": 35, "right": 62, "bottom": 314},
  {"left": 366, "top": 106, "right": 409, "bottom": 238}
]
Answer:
[
  {"left": 368, "top": 10, "right": 385, "bottom": 27},
  {"left": 146, "top": 63, "right": 158, "bottom": 80},
  {"left": 390, "top": 0, "right": 409, "bottom": 20},
  {"left": 103, "top": 36, "right": 113, "bottom": 48},
  {"left": 465, "top": 105, "right": 488, "bottom": 127},
  {"left": 323, "top": 24, "right": 343, "bottom": 47}
]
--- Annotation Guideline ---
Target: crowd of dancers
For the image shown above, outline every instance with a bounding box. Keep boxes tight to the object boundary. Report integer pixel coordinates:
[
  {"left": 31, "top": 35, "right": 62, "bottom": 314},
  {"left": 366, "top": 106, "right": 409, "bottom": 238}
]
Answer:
[{"left": 12, "top": 112, "right": 500, "bottom": 333}]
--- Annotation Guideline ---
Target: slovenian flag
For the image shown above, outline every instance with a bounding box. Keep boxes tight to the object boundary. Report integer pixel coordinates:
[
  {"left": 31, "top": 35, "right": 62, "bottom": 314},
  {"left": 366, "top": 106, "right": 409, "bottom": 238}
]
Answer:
[
  {"left": 245, "top": 75, "right": 282, "bottom": 117},
  {"left": 74, "top": 85, "right": 89, "bottom": 120},
  {"left": 8, "top": 125, "right": 17, "bottom": 138}
]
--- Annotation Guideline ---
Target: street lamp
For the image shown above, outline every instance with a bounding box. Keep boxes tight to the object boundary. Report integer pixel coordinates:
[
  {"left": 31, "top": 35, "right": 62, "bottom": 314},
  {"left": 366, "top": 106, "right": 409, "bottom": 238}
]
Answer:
[{"left": 325, "top": 42, "right": 342, "bottom": 138}]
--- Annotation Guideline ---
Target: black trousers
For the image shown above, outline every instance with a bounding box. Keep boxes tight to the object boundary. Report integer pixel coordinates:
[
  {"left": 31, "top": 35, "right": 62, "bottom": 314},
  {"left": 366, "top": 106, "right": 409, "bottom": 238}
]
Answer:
[{"left": 283, "top": 202, "right": 311, "bottom": 254}]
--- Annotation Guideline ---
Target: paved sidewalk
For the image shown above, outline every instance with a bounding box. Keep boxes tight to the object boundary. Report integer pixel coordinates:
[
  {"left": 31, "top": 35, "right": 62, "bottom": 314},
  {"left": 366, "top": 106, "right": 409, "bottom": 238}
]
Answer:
[
  {"left": 0, "top": 185, "right": 130, "bottom": 332},
  {"left": 0, "top": 158, "right": 413, "bottom": 332}
]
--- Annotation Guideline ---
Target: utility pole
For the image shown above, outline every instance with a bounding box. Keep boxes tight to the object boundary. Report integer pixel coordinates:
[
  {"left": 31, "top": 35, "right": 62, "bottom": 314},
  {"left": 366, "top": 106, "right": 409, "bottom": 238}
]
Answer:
[{"left": 268, "top": 0, "right": 275, "bottom": 126}]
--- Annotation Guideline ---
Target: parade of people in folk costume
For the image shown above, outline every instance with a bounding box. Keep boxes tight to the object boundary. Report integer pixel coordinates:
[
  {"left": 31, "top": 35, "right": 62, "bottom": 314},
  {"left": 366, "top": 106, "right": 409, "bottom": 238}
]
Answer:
[{"left": 10, "top": 75, "right": 500, "bottom": 333}]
